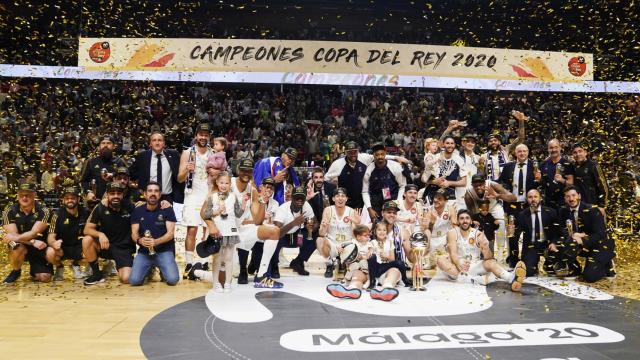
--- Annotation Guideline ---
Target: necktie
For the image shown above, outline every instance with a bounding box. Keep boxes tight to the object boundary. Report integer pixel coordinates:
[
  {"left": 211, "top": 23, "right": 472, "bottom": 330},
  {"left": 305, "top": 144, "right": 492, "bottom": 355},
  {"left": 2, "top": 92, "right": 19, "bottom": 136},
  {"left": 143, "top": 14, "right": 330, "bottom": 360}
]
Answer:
[
  {"left": 571, "top": 209, "right": 578, "bottom": 231},
  {"left": 517, "top": 163, "right": 525, "bottom": 196},
  {"left": 534, "top": 210, "right": 541, "bottom": 242},
  {"left": 156, "top": 153, "right": 163, "bottom": 193}
]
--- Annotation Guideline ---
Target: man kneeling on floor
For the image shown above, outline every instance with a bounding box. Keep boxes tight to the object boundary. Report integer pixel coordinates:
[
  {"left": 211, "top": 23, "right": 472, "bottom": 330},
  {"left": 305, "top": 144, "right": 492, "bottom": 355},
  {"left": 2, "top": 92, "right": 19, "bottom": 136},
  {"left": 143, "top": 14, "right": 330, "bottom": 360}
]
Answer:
[
  {"left": 129, "top": 181, "right": 179, "bottom": 286},
  {"left": 82, "top": 182, "right": 135, "bottom": 285},
  {"left": 437, "top": 209, "right": 525, "bottom": 292}
]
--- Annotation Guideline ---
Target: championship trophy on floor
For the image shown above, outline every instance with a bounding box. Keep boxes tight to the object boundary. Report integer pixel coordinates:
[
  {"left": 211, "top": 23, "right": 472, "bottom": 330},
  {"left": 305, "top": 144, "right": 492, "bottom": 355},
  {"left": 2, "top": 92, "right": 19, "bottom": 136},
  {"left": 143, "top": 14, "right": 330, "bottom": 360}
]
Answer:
[{"left": 410, "top": 232, "right": 429, "bottom": 291}]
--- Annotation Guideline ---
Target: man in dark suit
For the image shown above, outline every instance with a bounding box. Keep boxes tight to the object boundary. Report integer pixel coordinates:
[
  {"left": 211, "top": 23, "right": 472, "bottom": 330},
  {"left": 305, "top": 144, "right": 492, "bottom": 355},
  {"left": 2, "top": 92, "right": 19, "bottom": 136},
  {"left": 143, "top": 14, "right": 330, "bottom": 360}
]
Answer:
[
  {"left": 498, "top": 144, "right": 541, "bottom": 267},
  {"left": 129, "top": 131, "right": 184, "bottom": 204},
  {"left": 517, "top": 189, "right": 560, "bottom": 276},
  {"left": 307, "top": 167, "right": 336, "bottom": 223},
  {"left": 555, "top": 185, "right": 615, "bottom": 282}
]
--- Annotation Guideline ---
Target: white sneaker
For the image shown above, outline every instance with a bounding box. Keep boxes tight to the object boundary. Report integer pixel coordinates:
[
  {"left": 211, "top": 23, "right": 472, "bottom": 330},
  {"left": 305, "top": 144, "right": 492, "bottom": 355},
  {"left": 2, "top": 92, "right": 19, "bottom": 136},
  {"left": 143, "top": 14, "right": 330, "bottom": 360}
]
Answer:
[
  {"left": 223, "top": 284, "right": 232, "bottom": 293},
  {"left": 54, "top": 266, "right": 64, "bottom": 281},
  {"left": 214, "top": 283, "right": 224, "bottom": 293},
  {"left": 71, "top": 265, "right": 87, "bottom": 279}
]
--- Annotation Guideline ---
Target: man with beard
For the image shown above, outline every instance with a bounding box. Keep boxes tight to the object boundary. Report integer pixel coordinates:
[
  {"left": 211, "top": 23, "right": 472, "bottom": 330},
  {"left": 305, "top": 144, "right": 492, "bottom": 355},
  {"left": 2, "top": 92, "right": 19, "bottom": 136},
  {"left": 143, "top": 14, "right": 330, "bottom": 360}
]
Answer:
[
  {"left": 498, "top": 144, "right": 541, "bottom": 267},
  {"left": 45, "top": 186, "right": 89, "bottom": 281},
  {"left": 82, "top": 182, "right": 135, "bottom": 285},
  {"left": 316, "top": 187, "right": 363, "bottom": 277},
  {"left": 1, "top": 182, "right": 51, "bottom": 284},
  {"left": 80, "top": 135, "right": 125, "bottom": 206},
  {"left": 555, "top": 186, "right": 615, "bottom": 282},
  {"left": 362, "top": 143, "right": 407, "bottom": 221},
  {"left": 177, "top": 123, "right": 214, "bottom": 278},
  {"left": 424, "top": 189, "right": 457, "bottom": 268},
  {"left": 423, "top": 136, "right": 467, "bottom": 209},
  {"left": 396, "top": 184, "right": 426, "bottom": 235},
  {"left": 129, "top": 182, "right": 179, "bottom": 286},
  {"left": 464, "top": 174, "right": 516, "bottom": 222},
  {"left": 516, "top": 189, "right": 560, "bottom": 276},
  {"left": 437, "top": 210, "right": 526, "bottom": 292},
  {"left": 271, "top": 186, "right": 316, "bottom": 278},
  {"left": 481, "top": 110, "right": 526, "bottom": 181},
  {"left": 231, "top": 159, "right": 257, "bottom": 284},
  {"left": 307, "top": 167, "right": 336, "bottom": 231},
  {"left": 325, "top": 141, "right": 408, "bottom": 209},
  {"left": 539, "top": 139, "right": 575, "bottom": 209},
  {"left": 571, "top": 143, "right": 608, "bottom": 215},
  {"left": 253, "top": 147, "right": 300, "bottom": 205}
]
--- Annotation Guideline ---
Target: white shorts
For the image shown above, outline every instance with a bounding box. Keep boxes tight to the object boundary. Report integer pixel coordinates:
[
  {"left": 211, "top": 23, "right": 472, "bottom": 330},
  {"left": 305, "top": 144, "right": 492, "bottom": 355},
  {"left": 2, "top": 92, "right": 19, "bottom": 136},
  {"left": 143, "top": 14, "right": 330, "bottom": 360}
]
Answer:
[
  {"left": 182, "top": 203, "right": 204, "bottom": 227},
  {"left": 430, "top": 236, "right": 447, "bottom": 254},
  {"left": 172, "top": 202, "right": 184, "bottom": 225},
  {"left": 237, "top": 224, "right": 276, "bottom": 251},
  {"left": 489, "top": 204, "right": 505, "bottom": 221}
]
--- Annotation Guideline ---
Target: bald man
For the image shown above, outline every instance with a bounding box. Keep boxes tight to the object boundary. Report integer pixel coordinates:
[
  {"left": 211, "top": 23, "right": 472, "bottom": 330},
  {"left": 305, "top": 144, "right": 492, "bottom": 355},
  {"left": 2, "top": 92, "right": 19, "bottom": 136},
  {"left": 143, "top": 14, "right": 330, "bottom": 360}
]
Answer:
[
  {"left": 498, "top": 143, "right": 541, "bottom": 267},
  {"left": 538, "top": 139, "right": 574, "bottom": 210}
]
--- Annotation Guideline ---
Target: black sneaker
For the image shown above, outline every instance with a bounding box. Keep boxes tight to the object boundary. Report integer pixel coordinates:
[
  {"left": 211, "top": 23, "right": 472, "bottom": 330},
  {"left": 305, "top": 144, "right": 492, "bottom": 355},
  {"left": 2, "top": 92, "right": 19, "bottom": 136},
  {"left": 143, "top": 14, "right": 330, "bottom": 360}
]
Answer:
[
  {"left": 606, "top": 268, "right": 617, "bottom": 280},
  {"left": 254, "top": 275, "right": 284, "bottom": 289},
  {"left": 182, "top": 263, "right": 193, "bottom": 280},
  {"left": 84, "top": 272, "right": 105, "bottom": 286},
  {"left": 324, "top": 262, "right": 334, "bottom": 278},
  {"left": 2, "top": 270, "right": 21, "bottom": 284},
  {"left": 188, "top": 262, "right": 202, "bottom": 281},
  {"left": 291, "top": 259, "right": 310, "bottom": 276},
  {"left": 201, "top": 262, "right": 209, "bottom": 272},
  {"left": 237, "top": 269, "right": 248, "bottom": 284},
  {"left": 271, "top": 266, "right": 281, "bottom": 279}
]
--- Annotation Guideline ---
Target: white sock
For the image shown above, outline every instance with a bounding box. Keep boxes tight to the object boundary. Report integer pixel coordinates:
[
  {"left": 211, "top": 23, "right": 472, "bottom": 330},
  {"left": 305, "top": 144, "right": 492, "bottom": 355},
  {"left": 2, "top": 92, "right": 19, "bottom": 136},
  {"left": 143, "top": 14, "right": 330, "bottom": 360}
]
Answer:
[
  {"left": 499, "top": 269, "right": 515, "bottom": 282},
  {"left": 258, "top": 240, "right": 278, "bottom": 277},
  {"left": 194, "top": 269, "right": 213, "bottom": 283},
  {"left": 185, "top": 251, "right": 194, "bottom": 265}
]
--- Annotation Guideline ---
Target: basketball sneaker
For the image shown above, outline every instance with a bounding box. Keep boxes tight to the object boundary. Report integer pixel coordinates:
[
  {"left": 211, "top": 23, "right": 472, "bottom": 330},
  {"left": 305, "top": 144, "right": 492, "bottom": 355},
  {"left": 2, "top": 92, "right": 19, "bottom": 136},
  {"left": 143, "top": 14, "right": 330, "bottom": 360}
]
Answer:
[
  {"left": 254, "top": 275, "right": 283, "bottom": 289},
  {"left": 511, "top": 261, "right": 527, "bottom": 292},
  {"left": 326, "top": 283, "right": 362, "bottom": 299},
  {"left": 370, "top": 287, "right": 399, "bottom": 302}
]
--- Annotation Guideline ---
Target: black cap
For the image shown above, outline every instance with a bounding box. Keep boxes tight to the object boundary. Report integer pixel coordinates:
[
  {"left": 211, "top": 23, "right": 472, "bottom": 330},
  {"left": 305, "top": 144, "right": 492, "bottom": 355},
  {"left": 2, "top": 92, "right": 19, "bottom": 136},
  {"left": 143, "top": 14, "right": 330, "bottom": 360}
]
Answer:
[
  {"left": 17, "top": 182, "right": 37, "bottom": 192},
  {"left": 462, "top": 133, "right": 478, "bottom": 141},
  {"left": 106, "top": 182, "right": 126, "bottom": 192},
  {"left": 196, "top": 235, "right": 221, "bottom": 258},
  {"left": 261, "top": 177, "right": 276, "bottom": 187},
  {"left": 99, "top": 135, "right": 115, "bottom": 143},
  {"left": 433, "top": 188, "right": 448, "bottom": 200},
  {"left": 333, "top": 187, "right": 348, "bottom": 197},
  {"left": 382, "top": 200, "right": 399, "bottom": 212},
  {"left": 292, "top": 186, "right": 306, "bottom": 199},
  {"left": 345, "top": 141, "right": 359, "bottom": 151},
  {"left": 371, "top": 142, "right": 385, "bottom": 153},
  {"left": 115, "top": 166, "right": 129, "bottom": 176},
  {"left": 471, "top": 174, "right": 486, "bottom": 183},
  {"left": 571, "top": 142, "right": 588, "bottom": 151},
  {"left": 195, "top": 123, "right": 211, "bottom": 134},
  {"left": 284, "top": 147, "right": 298, "bottom": 160},
  {"left": 488, "top": 131, "right": 501, "bottom": 141},
  {"left": 405, "top": 184, "right": 419, "bottom": 192},
  {"left": 62, "top": 186, "right": 80, "bottom": 196},
  {"left": 238, "top": 158, "right": 254, "bottom": 171}
]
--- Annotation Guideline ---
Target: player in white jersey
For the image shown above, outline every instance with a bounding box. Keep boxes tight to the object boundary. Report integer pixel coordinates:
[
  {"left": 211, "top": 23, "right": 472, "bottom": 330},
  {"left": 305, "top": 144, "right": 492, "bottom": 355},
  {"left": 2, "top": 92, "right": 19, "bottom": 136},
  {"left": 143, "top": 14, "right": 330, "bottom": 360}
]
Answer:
[
  {"left": 177, "top": 123, "right": 215, "bottom": 277},
  {"left": 437, "top": 209, "right": 526, "bottom": 292},
  {"left": 396, "top": 184, "right": 426, "bottom": 234},
  {"left": 316, "top": 187, "right": 362, "bottom": 277},
  {"left": 424, "top": 189, "right": 457, "bottom": 267}
]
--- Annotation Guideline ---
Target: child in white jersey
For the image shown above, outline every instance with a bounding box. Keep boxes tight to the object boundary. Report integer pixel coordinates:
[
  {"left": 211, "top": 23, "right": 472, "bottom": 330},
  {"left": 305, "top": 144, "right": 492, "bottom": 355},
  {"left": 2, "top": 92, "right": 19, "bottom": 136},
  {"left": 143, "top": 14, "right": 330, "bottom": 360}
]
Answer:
[{"left": 194, "top": 172, "right": 244, "bottom": 293}]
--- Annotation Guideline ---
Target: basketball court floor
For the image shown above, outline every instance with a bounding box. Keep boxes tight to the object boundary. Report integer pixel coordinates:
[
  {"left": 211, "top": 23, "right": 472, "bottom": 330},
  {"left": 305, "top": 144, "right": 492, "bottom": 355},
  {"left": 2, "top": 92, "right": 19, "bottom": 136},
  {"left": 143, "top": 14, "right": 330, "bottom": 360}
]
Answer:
[{"left": 2, "top": 228, "right": 639, "bottom": 360}]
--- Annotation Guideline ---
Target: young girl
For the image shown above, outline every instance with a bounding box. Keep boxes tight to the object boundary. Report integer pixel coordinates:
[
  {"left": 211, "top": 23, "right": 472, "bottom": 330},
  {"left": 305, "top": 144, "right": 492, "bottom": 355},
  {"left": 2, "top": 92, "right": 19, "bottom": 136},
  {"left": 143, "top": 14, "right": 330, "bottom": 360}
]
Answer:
[
  {"left": 326, "top": 225, "right": 372, "bottom": 300},
  {"left": 367, "top": 221, "right": 402, "bottom": 301},
  {"left": 196, "top": 172, "right": 243, "bottom": 292}
]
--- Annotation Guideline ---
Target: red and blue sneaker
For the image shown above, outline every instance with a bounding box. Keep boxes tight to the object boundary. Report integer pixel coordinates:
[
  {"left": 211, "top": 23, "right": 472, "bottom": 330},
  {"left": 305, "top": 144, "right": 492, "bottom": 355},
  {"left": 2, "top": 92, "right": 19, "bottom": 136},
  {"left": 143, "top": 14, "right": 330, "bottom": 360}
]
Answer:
[
  {"left": 370, "top": 287, "right": 399, "bottom": 302},
  {"left": 326, "top": 283, "right": 362, "bottom": 299}
]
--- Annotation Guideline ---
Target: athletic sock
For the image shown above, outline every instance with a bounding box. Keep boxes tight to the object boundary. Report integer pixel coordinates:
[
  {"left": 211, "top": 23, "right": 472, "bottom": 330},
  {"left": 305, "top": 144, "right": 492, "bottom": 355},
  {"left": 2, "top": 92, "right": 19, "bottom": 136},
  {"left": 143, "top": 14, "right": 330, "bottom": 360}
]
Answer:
[
  {"left": 194, "top": 270, "right": 213, "bottom": 283},
  {"left": 499, "top": 269, "right": 515, "bottom": 282},
  {"left": 258, "top": 240, "right": 278, "bottom": 277},
  {"left": 238, "top": 248, "right": 249, "bottom": 271},
  {"left": 89, "top": 260, "right": 100, "bottom": 275},
  {"left": 185, "top": 251, "right": 194, "bottom": 265}
]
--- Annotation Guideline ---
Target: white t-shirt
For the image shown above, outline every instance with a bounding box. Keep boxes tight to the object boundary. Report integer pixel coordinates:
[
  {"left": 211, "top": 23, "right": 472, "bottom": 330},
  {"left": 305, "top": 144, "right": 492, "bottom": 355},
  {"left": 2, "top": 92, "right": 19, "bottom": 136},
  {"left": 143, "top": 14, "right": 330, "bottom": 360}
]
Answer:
[{"left": 273, "top": 201, "right": 315, "bottom": 234}]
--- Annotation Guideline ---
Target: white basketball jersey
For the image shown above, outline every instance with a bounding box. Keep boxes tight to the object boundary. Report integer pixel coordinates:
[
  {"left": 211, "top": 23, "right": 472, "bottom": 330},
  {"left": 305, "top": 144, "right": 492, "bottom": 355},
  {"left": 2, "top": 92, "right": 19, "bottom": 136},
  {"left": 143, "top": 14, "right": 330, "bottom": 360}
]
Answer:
[
  {"left": 326, "top": 206, "right": 354, "bottom": 244},
  {"left": 455, "top": 227, "right": 482, "bottom": 262}
]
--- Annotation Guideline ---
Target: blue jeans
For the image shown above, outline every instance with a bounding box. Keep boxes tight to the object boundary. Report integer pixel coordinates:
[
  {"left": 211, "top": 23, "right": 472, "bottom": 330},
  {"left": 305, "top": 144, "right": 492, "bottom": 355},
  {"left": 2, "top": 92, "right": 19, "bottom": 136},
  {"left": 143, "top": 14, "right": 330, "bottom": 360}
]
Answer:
[{"left": 129, "top": 251, "right": 179, "bottom": 286}]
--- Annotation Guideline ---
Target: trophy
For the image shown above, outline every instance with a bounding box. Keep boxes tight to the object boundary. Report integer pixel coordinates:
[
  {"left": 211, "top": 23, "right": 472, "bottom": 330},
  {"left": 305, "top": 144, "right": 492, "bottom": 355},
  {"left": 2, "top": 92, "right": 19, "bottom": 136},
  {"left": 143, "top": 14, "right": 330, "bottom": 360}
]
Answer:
[
  {"left": 185, "top": 146, "right": 196, "bottom": 193},
  {"left": 506, "top": 215, "right": 516, "bottom": 237},
  {"left": 218, "top": 193, "right": 228, "bottom": 219},
  {"left": 410, "top": 232, "right": 429, "bottom": 291},
  {"left": 145, "top": 230, "right": 156, "bottom": 255}
]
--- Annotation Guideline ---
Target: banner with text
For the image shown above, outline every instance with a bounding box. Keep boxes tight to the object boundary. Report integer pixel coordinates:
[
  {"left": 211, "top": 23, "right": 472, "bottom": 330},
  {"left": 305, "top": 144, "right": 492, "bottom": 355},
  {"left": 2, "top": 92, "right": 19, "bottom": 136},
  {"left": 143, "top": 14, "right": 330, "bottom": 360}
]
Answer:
[{"left": 78, "top": 38, "right": 593, "bottom": 82}]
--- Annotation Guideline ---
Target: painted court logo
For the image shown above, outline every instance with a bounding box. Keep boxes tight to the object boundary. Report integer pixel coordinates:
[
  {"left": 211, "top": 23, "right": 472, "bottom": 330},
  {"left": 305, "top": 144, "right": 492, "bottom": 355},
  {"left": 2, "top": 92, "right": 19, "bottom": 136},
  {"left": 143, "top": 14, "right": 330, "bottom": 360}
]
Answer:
[{"left": 88, "top": 42, "right": 110, "bottom": 63}]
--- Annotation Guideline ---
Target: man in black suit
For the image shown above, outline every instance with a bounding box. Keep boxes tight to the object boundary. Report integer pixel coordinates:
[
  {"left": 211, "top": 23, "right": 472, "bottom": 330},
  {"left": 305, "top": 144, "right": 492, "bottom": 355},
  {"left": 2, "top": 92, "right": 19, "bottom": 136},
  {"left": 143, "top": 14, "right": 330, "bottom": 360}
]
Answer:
[
  {"left": 498, "top": 144, "right": 541, "bottom": 267},
  {"left": 306, "top": 167, "right": 336, "bottom": 223},
  {"left": 555, "top": 185, "right": 615, "bottom": 282},
  {"left": 517, "top": 189, "right": 560, "bottom": 276},
  {"left": 129, "top": 131, "right": 184, "bottom": 204}
]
